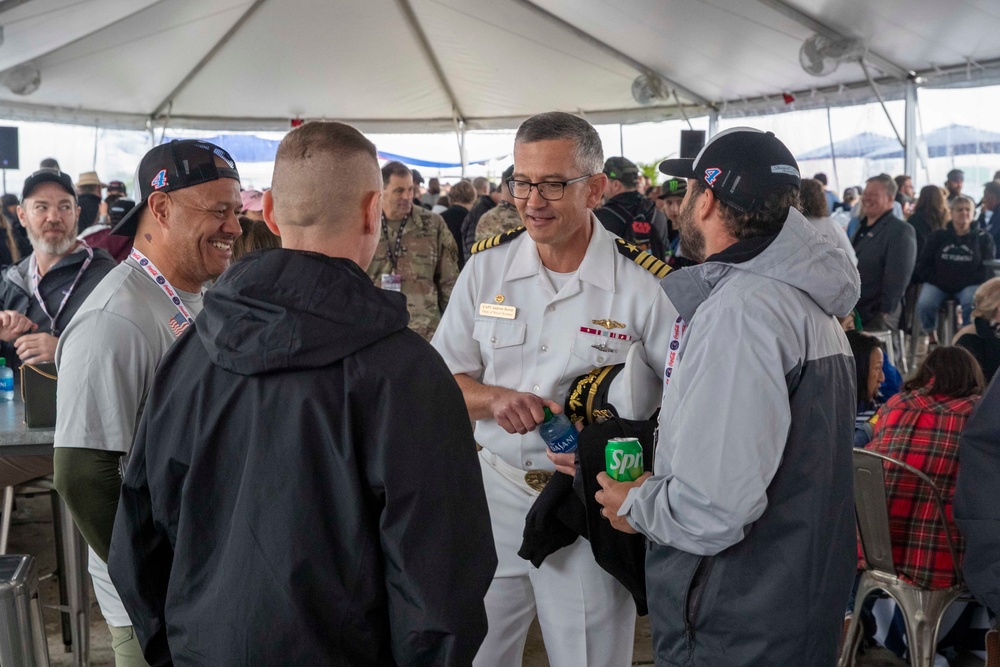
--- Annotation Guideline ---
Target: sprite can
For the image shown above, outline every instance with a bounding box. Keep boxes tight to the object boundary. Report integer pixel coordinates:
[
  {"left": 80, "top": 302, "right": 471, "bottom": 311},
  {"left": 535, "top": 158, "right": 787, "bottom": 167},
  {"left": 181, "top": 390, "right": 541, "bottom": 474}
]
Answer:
[{"left": 606, "top": 437, "right": 644, "bottom": 482}]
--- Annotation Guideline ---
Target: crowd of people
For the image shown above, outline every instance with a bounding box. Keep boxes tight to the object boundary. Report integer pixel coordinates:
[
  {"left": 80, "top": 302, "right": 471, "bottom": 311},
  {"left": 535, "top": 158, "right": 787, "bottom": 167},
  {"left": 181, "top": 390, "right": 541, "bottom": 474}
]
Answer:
[{"left": 0, "top": 114, "right": 998, "bottom": 667}]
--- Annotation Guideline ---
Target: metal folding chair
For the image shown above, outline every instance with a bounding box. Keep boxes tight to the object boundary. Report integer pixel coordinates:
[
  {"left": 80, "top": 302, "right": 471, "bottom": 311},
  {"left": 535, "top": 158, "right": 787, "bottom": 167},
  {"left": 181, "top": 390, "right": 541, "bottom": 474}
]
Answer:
[
  {"left": 839, "top": 449, "right": 967, "bottom": 667},
  {"left": 1, "top": 478, "right": 76, "bottom": 655}
]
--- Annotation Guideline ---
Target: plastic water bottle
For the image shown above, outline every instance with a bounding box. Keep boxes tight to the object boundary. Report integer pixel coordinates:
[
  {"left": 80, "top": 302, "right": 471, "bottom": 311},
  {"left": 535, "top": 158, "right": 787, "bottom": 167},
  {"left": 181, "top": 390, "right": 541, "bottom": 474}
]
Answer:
[
  {"left": 0, "top": 357, "right": 13, "bottom": 403},
  {"left": 540, "top": 406, "right": 577, "bottom": 453}
]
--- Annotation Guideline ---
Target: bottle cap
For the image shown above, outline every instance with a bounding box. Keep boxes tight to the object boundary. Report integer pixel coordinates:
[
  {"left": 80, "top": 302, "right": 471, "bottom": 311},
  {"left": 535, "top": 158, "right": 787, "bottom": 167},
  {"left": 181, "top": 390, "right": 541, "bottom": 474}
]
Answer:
[
  {"left": 542, "top": 406, "right": 553, "bottom": 421},
  {"left": 0, "top": 357, "right": 5, "bottom": 367}
]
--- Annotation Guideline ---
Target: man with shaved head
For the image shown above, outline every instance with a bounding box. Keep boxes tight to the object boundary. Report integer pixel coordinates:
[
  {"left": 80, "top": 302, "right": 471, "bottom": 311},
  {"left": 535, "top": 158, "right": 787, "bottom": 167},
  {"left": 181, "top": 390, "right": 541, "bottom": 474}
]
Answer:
[{"left": 108, "top": 121, "right": 497, "bottom": 666}]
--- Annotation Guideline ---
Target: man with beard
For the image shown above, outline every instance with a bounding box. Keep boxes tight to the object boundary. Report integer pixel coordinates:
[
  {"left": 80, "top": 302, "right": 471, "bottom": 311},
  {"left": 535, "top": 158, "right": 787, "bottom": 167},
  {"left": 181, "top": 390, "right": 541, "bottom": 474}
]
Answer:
[
  {"left": 53, "top": 140, "right": 242, "bottom": 666},
  {"left": 656, "top": 177, "right": 699, "bottom": 268},
  {"left": 596, "top": 128, "right": 860, "bottom": 665},
  {"left": 0, "top": 169, "right": 116, "bottom": 366},
  {"left": 0, "top": 168, "right": 116, "bottom": 489}
]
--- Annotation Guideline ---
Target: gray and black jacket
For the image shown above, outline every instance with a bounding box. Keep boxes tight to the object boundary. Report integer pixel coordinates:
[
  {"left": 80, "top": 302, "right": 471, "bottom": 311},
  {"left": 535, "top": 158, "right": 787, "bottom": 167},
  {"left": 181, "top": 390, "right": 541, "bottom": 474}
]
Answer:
[{"left": 621, "top": 208, "right": 861, "bottom": 666}]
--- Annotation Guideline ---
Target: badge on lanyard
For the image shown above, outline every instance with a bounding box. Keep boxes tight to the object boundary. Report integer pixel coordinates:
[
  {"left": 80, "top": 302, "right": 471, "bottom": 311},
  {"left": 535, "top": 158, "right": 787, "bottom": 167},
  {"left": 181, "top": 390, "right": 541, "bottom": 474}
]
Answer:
[{"left": 381, "top": 274, "right": 402, "bottom": 292}]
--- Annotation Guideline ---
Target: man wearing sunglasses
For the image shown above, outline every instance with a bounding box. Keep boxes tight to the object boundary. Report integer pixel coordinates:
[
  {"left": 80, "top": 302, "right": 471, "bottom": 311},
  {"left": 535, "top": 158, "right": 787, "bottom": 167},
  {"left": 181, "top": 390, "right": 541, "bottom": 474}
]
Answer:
[
  {"left": 432, "top": 111, "right": 679, "bottom": 667},
  {"left": 53, "top": 140, "right": 242, "bottom": 667}
]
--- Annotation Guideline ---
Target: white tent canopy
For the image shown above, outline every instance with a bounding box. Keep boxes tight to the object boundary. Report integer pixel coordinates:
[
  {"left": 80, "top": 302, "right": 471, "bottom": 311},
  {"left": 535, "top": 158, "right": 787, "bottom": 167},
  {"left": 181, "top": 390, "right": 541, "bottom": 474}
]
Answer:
[{"left": 0, "top": 0, "right": 996, "bottom": 132}]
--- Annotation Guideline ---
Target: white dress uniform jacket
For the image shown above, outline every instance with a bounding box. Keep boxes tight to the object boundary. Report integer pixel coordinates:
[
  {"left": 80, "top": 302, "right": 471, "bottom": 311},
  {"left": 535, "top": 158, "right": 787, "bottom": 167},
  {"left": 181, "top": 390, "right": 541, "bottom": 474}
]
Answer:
[{"left": 432, "top": 215, "right": 678, "bottom": 667}]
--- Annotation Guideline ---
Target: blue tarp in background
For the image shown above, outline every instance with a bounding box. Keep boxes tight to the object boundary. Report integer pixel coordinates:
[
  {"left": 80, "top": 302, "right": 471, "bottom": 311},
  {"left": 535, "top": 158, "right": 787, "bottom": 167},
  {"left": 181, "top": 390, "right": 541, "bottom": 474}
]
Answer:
[{"left": 167, "top": 134, "right": 505, "bottom": 168}]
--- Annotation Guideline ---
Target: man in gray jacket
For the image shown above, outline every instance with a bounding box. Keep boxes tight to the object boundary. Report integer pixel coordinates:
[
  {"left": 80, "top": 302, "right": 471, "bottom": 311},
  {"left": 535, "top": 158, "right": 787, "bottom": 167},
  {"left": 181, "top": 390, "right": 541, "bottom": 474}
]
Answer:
[{"left": 597, "top": 128, "right": 861, "bottom": 666}]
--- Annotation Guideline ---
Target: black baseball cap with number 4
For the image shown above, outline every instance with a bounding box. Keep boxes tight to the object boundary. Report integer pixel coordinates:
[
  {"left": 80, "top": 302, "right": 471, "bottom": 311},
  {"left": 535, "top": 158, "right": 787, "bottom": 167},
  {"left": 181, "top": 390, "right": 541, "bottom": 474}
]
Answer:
[
  {"left": 111, "top": 140, "right": 240, "bottom": 237},
  {"left": 658, "top": 127, "right": 800, "bottom": 213}
]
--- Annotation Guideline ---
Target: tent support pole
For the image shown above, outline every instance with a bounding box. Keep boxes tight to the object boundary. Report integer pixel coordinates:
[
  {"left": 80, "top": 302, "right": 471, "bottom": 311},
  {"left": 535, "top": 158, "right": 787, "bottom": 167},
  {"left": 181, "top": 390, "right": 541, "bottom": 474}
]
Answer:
[
  {"left": 457, "top": 121, "right": 467, "bottom": 179},
  {"left": 826, "top": 107, "right": 840, "bottom": 194},
  {"left": 708, "top": 110, "right": 719, "bottom": 138},
  {"left": 904, "top": 79, "right": 918, "bottom": 179},
  {"left": 149, "top": 0, "right": 270, "bottom": 121}
]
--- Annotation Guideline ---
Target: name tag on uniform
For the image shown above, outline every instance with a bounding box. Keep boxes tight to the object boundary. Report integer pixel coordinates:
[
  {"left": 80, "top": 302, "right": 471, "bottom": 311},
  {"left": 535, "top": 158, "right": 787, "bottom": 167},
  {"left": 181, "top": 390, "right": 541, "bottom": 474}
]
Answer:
[
  {"left": 381, "top": 274, "right": 402, "bottom": 292},
  {"left": 479, "top": 303, "right": 517, "bottom": 319}
]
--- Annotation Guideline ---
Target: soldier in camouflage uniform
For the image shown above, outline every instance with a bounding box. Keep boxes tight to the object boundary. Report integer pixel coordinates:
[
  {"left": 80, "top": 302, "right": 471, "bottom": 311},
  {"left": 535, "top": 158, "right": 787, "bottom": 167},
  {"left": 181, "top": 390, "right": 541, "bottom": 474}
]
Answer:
[
  {"left": 475, "top": 165, "right": 523, "bottom": 243},
  {"left": 367, "top": 161, "right": 459, "bottom": 341}
]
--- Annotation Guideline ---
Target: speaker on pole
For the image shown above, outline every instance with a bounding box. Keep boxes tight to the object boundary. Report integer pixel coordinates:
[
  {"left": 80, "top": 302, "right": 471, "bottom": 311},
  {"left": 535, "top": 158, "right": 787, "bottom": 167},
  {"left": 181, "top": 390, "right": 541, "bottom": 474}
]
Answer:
[
  {"left": 0, "top": 127, "right": 18, "bottom": 170},
  {"left": 680, "top": 130, "right": 705, "bottom": 159}
]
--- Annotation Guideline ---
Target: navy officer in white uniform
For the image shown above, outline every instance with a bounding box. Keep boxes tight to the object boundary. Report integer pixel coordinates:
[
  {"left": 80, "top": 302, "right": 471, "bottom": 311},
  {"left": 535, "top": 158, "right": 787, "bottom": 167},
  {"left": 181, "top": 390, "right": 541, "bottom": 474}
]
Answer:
[{"left": 432, "top": 111, "right": 679, "bottom": 667}]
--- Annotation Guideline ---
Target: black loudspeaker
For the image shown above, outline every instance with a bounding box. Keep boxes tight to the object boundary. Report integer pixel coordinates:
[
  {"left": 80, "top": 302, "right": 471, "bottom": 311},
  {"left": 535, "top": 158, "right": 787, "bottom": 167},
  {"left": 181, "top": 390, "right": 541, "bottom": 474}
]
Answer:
[
  {"left": 0, "top": 127, "right": 18, "bottom": 169},
  {"left": 680, "top": 130, "right": 705, "bottom": 159}
]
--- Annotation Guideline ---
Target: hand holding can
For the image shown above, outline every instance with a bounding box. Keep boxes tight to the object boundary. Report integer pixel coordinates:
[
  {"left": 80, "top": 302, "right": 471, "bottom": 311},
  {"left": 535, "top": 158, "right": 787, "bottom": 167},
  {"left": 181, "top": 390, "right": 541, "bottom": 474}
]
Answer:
[{"left": 606, "top": 437, "right": 644, "bottom": 482}]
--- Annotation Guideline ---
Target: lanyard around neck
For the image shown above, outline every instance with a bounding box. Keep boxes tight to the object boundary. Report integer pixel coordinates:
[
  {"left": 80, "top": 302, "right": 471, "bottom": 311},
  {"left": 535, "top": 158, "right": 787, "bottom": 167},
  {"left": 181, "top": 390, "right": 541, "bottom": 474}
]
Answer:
[
  {"left": 30, "top": 242, "right": 94, "bottom": 336},
  {"left": 129, "top": 247, "right": 195, "bottom": 328},
  {"left": 663, "top": 315, "right": 687, "bottom": 388},
  {"left": 381, "top": 213, "right": 409, "bottom": 273}
]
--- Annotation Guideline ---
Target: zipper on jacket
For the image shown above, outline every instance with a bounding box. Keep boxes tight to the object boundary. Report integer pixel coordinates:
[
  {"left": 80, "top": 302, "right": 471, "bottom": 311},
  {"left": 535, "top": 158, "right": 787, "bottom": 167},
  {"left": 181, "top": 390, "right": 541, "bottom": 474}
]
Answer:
[{"left": 683, "top": 556, "right": 715, "bottom": 644}]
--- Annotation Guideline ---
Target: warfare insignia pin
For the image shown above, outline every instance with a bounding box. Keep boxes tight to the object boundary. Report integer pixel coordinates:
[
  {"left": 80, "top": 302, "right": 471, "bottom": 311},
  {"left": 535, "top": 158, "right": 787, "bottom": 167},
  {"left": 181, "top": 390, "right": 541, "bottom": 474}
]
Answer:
[
  {"left": 591, "top": 342, "right": 617, "bottom": 353},
  {"left": 592, "top": 319, "right": 625, "bottom": 329}
]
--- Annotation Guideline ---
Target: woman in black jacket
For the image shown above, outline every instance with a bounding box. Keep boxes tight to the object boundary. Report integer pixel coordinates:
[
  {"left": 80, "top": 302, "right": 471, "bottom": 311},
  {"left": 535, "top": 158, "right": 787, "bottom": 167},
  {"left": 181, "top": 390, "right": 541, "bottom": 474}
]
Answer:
[{"left": 915, "top": 195, "right": 996, "bottom": 334}]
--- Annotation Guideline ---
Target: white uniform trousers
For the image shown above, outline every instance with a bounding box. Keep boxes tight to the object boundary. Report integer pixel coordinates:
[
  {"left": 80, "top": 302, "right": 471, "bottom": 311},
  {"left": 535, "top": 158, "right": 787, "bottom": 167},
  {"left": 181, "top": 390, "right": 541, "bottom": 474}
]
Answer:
[{"left": 474, "top": 450, "right": 635, "bottom": 667}]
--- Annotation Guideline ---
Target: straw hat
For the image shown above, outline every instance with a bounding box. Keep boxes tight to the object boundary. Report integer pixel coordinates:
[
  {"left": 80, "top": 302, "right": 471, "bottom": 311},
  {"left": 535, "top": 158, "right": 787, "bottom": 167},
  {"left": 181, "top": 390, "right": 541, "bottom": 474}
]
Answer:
[{"left": 75, "top": 171, "right": 107, "bottom": 189}]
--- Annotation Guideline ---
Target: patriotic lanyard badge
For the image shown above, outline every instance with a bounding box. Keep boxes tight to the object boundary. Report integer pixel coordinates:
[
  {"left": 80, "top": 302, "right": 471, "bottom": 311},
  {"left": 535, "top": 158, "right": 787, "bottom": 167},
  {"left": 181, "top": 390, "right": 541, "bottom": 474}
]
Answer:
[
  {"left": 663, "top": 315, "right": 688, "bottom": 387},
  {"left": 129, "top": 247, "right": 195, "bottom": 337}
]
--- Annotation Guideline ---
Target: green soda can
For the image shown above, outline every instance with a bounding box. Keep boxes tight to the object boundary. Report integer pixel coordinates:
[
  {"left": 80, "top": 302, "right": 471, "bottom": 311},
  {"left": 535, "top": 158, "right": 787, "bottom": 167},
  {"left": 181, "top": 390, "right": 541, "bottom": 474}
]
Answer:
[{"left": 606, "top": 437, "right": 644, "bottom": 482}]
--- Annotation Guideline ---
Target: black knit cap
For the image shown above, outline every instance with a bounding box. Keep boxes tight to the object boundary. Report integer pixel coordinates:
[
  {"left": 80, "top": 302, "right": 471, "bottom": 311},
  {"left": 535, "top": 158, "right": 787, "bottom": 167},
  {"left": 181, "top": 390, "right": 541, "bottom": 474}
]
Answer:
[
  {"left": 111, "top": 140, "right": 240, "bottom": 237},
  {"left": 658, "top": 127, "right": 800, "bottom": 213}
]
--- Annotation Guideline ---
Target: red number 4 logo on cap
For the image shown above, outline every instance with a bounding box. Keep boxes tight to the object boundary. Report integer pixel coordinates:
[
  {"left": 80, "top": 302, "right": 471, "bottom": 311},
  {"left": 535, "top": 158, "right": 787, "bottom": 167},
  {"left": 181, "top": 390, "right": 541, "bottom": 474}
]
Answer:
[{"left": 151, "top": 169, "right": 168, "bottom": 190}]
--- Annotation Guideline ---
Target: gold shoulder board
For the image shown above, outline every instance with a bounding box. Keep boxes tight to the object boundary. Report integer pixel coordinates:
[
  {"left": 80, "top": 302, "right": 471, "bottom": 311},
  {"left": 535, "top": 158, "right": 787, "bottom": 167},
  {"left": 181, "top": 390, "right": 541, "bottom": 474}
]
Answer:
[
  {"left": 614, "top": 238, "right": 672, "bottom": 279},
  {"left": 471, "top": 226, "right": 527, "bottom": 255}
]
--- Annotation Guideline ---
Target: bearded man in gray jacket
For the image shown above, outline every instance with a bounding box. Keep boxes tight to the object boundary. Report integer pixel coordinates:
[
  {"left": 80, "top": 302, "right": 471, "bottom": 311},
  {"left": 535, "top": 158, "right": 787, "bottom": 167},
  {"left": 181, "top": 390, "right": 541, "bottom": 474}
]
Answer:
[{"left": 597, "top": 128, "right": 861, "bottom": 666}]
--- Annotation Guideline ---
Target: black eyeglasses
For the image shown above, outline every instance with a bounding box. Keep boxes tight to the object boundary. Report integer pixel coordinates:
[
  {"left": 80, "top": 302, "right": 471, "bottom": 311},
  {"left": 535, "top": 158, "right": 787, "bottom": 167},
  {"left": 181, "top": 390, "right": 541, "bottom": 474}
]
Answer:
[{"left": 507, "top": 174, "right": 593, "bottom": 201}]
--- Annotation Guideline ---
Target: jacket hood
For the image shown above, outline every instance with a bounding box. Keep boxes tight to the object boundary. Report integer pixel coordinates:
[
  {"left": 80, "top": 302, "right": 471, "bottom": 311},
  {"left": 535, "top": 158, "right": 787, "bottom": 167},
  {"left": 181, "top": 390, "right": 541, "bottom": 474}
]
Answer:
[
  {"left": 198, "top": 248, "right": 409, "bottom": 375},
  {"left": 664, "top": 207, "right": 860, "bottom": 320}
]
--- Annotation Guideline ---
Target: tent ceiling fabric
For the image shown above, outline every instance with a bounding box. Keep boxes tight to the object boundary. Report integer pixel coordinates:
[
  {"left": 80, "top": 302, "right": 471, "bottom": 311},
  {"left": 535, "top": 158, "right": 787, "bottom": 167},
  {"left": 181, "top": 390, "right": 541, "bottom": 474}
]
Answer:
[{"left": 0, "top": 0, "right": 996, "bottom": 131}]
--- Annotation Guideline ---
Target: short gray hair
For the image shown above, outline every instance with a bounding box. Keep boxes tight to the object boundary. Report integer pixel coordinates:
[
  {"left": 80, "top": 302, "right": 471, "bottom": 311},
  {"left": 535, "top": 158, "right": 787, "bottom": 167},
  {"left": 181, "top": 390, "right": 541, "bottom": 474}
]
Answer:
[
  {"left": 514, "top": 112, "right": 603, "bottom": 175},
  {"left": 866, "top": 173, "right": 897, "bottom": 199},
  {"left": 950, "top": 194, "right": 976, "bottom": 210}
]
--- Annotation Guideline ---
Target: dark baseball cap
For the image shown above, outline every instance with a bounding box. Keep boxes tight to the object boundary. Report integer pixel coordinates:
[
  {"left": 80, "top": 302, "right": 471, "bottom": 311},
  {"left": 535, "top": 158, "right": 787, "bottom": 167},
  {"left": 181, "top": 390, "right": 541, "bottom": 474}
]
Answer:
[
  {"left": 657, "top": 178, "right": 687, "bottom": 199},
  {"left": 603, "top": 157, "right": 639, "bottom": 186},
  {"left": 107, "top": 180, "right": 127, "bottom": 194},
  {"left": 658, "top": 127, "right": 800, "bottom": 213},
  {"left": 108, "top": 198, "right": 135, "bottom": 226},
  {"left": 21, "top": 168, "right": 76, "bottom": 201},
  {"left": 111, "top": 140, "right": 240, "bottom": 237}
]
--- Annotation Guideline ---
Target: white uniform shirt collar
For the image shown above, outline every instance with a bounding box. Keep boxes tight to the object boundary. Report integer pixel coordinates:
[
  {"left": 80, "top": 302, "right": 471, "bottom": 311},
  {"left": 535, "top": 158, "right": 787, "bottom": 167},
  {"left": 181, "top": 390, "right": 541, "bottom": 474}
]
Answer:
[{"left": 504, "top": 213, "right": 616, "bottom": 292}]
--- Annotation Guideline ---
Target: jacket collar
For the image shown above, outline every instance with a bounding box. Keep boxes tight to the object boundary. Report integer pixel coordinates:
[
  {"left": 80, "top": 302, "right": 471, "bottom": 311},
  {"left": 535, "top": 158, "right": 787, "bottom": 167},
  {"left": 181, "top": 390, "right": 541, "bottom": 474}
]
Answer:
[{"left": 505, "top": 213, "right": 616, "bottom": 293}]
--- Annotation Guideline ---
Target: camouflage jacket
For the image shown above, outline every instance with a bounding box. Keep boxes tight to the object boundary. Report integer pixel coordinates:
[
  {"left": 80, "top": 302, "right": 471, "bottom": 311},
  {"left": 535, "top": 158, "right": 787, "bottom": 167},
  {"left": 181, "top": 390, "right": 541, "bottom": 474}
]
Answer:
[
  {"left": 474, "top": 201, "right": 522, "bottom": 243},
  {"left": 367, "top": 206, "right": 459, "bottom": 341}
]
